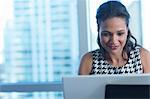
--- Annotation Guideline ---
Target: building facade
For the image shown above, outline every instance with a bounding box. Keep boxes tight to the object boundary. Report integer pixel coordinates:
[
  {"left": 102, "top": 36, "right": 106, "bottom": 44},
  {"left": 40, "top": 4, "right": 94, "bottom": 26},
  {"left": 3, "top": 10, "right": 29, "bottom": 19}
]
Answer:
[{"left": 3, "top": 0, "right": 79, "bottom": 99}]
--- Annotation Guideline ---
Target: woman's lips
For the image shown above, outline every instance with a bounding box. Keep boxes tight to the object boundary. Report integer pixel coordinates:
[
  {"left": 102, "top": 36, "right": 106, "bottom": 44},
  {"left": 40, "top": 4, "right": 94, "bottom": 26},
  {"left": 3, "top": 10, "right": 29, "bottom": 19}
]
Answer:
[{"left": 109, "top": 45, "right": 118, "bottom": 50}]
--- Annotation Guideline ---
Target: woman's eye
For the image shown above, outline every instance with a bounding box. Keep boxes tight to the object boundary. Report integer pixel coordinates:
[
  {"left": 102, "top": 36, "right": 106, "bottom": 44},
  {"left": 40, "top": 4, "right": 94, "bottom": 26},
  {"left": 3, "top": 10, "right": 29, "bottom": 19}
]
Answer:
[
  {"left": 117, "top": 32, "right": 124, "bottom": 36},
  {"left": 101, "top": 32, "right": 111, "bottom": 37}
]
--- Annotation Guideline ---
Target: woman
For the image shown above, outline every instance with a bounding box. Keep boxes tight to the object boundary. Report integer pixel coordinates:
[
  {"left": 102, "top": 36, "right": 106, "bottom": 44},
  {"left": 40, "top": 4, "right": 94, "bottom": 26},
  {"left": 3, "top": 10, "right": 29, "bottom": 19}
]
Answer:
[{"left": 78, "top": 1, "right": 150, "bottom": 75}]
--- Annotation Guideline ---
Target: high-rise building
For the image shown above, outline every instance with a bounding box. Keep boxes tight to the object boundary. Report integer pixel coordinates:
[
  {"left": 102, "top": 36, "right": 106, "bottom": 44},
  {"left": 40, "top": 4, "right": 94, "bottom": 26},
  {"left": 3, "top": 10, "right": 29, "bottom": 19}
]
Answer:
[{"left": 3, "top": 0, "right": 79, "bottom": 99}]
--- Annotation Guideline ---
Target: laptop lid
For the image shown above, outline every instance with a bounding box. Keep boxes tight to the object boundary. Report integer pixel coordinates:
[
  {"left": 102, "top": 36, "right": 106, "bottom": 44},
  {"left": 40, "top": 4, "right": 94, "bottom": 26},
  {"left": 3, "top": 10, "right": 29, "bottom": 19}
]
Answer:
[{"left": 62, "top": 74, "right": 150, "bottom": 99}]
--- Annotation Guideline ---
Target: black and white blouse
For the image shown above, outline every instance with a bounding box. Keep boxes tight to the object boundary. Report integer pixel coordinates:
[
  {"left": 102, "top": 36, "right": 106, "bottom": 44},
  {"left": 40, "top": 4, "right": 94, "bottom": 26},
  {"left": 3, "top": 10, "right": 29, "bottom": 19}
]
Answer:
[{"left": 90, "top": 47, "right": 143, "bottom": 75}]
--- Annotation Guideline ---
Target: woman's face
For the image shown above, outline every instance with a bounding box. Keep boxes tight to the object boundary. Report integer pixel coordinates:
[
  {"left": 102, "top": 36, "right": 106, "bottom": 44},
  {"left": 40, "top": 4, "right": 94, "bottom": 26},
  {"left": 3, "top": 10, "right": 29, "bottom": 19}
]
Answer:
[{"left": 99, "top": 17, "right": 128, "bottom": 55}]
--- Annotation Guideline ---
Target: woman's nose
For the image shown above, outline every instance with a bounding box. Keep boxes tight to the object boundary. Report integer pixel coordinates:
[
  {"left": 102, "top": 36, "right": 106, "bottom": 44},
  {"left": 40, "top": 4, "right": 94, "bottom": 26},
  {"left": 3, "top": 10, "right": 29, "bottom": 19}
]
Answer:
[{"left": 110, "top": 35, "right": 118, "bottom": 43}]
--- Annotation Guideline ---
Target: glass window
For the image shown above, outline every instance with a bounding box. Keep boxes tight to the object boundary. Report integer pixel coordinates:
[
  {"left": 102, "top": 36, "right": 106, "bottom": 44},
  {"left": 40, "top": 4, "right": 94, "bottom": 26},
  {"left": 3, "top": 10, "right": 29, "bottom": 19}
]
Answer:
[
  {"left": 0, "top": 0, "right": 79, "bottom": 99},
  {"left": 141, "top": 0, "right": 150, "bottom": 51}
]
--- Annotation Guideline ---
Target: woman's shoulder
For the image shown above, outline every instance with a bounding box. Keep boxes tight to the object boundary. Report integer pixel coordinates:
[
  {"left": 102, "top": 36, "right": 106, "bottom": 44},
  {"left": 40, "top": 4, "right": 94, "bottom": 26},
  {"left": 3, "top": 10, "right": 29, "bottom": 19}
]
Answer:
[
  {"left": 139, "top": 47, "right": 150, "bottom": 73},
  {"left": 78, "top": 52, "right": 93, "bottom": 75},
  {"left": 78, "top": 49, "right": 100, "bottom": 75},
  {"left": 139, "top": 47, "right": 150, "bottom": 57},
  {"left": 81, "top": 52, "right": 93, "bottom": 60},
  {"left": 82, "top": 48, "right": 103, "bottom": 60}
]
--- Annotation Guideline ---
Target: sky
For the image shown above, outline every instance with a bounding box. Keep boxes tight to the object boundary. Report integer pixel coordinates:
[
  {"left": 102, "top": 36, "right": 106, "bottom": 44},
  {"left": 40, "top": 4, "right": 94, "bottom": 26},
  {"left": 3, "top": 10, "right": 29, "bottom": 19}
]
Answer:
[{"left": 0, "top": 0, "right": 13, "bottom": 63}]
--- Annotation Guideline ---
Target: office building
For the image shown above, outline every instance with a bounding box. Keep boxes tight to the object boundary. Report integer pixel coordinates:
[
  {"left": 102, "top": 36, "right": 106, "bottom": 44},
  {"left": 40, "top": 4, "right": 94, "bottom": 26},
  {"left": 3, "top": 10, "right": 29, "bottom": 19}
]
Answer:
[{"left": 3, "top": 0, "right": 78, "bottom": 99}]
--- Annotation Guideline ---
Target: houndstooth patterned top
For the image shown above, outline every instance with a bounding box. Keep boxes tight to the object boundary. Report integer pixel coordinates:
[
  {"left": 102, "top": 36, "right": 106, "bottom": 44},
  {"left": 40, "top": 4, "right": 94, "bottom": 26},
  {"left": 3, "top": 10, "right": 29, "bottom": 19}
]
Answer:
[{"left": 90, "top": 47, "right": 143, "bottom": 75}]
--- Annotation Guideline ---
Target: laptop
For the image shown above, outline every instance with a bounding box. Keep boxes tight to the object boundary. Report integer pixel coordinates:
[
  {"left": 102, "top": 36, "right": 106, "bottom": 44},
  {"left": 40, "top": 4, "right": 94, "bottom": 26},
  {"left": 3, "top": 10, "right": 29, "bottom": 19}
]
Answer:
[
  {"left": 62, "top": 74, "right": 150, "bottom": 99},
  {"left": 105, "top": 84, "right": 150, "bottom": 99}
]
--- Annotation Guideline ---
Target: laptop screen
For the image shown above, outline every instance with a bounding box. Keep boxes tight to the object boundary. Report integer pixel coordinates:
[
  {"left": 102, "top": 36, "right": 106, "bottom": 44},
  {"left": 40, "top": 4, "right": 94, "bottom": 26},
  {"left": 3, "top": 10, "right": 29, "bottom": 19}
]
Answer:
[{"left": 105, "top": 84, "right": 150, "bottom": 99}]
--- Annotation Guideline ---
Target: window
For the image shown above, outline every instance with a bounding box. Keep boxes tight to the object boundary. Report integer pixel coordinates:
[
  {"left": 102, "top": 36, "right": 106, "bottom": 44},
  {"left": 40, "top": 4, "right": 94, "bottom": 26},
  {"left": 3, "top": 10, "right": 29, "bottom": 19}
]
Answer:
[
  {"left": 141, "top": 0, "right": 150, "bottom": 51},
  {"left": 0, "top": 0, "right": 79, "bottom": 99}
]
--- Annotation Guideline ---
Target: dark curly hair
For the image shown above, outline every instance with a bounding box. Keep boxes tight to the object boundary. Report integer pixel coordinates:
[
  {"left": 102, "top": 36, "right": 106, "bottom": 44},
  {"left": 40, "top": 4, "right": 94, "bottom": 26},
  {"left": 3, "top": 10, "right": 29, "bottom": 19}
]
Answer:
[{"left": 96, "top": 1, "right": 139, "bottom": 59}]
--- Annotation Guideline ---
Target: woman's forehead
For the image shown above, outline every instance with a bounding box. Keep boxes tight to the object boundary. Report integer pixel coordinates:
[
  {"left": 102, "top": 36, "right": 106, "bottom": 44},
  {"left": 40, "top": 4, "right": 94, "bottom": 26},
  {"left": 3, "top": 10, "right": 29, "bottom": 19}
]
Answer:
[{"left": 99, "top": 17, "right": 127, "bottom": 31}]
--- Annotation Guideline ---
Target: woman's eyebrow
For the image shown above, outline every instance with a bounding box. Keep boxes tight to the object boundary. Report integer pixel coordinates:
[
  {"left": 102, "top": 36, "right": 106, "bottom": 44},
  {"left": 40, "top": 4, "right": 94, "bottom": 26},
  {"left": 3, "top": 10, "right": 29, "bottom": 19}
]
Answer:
[
  {"left": 101, "top": 30, "right": 111, "bottom": 33},
  {"left": 117, "top": 29, "right": 125, "bottom": 32}
]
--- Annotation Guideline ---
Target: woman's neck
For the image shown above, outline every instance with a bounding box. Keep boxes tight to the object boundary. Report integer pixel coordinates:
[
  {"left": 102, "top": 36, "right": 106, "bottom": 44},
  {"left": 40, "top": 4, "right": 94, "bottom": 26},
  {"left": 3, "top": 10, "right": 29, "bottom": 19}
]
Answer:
[{"left": 106, "top": 52, "right": 128, "bottom": 67}]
